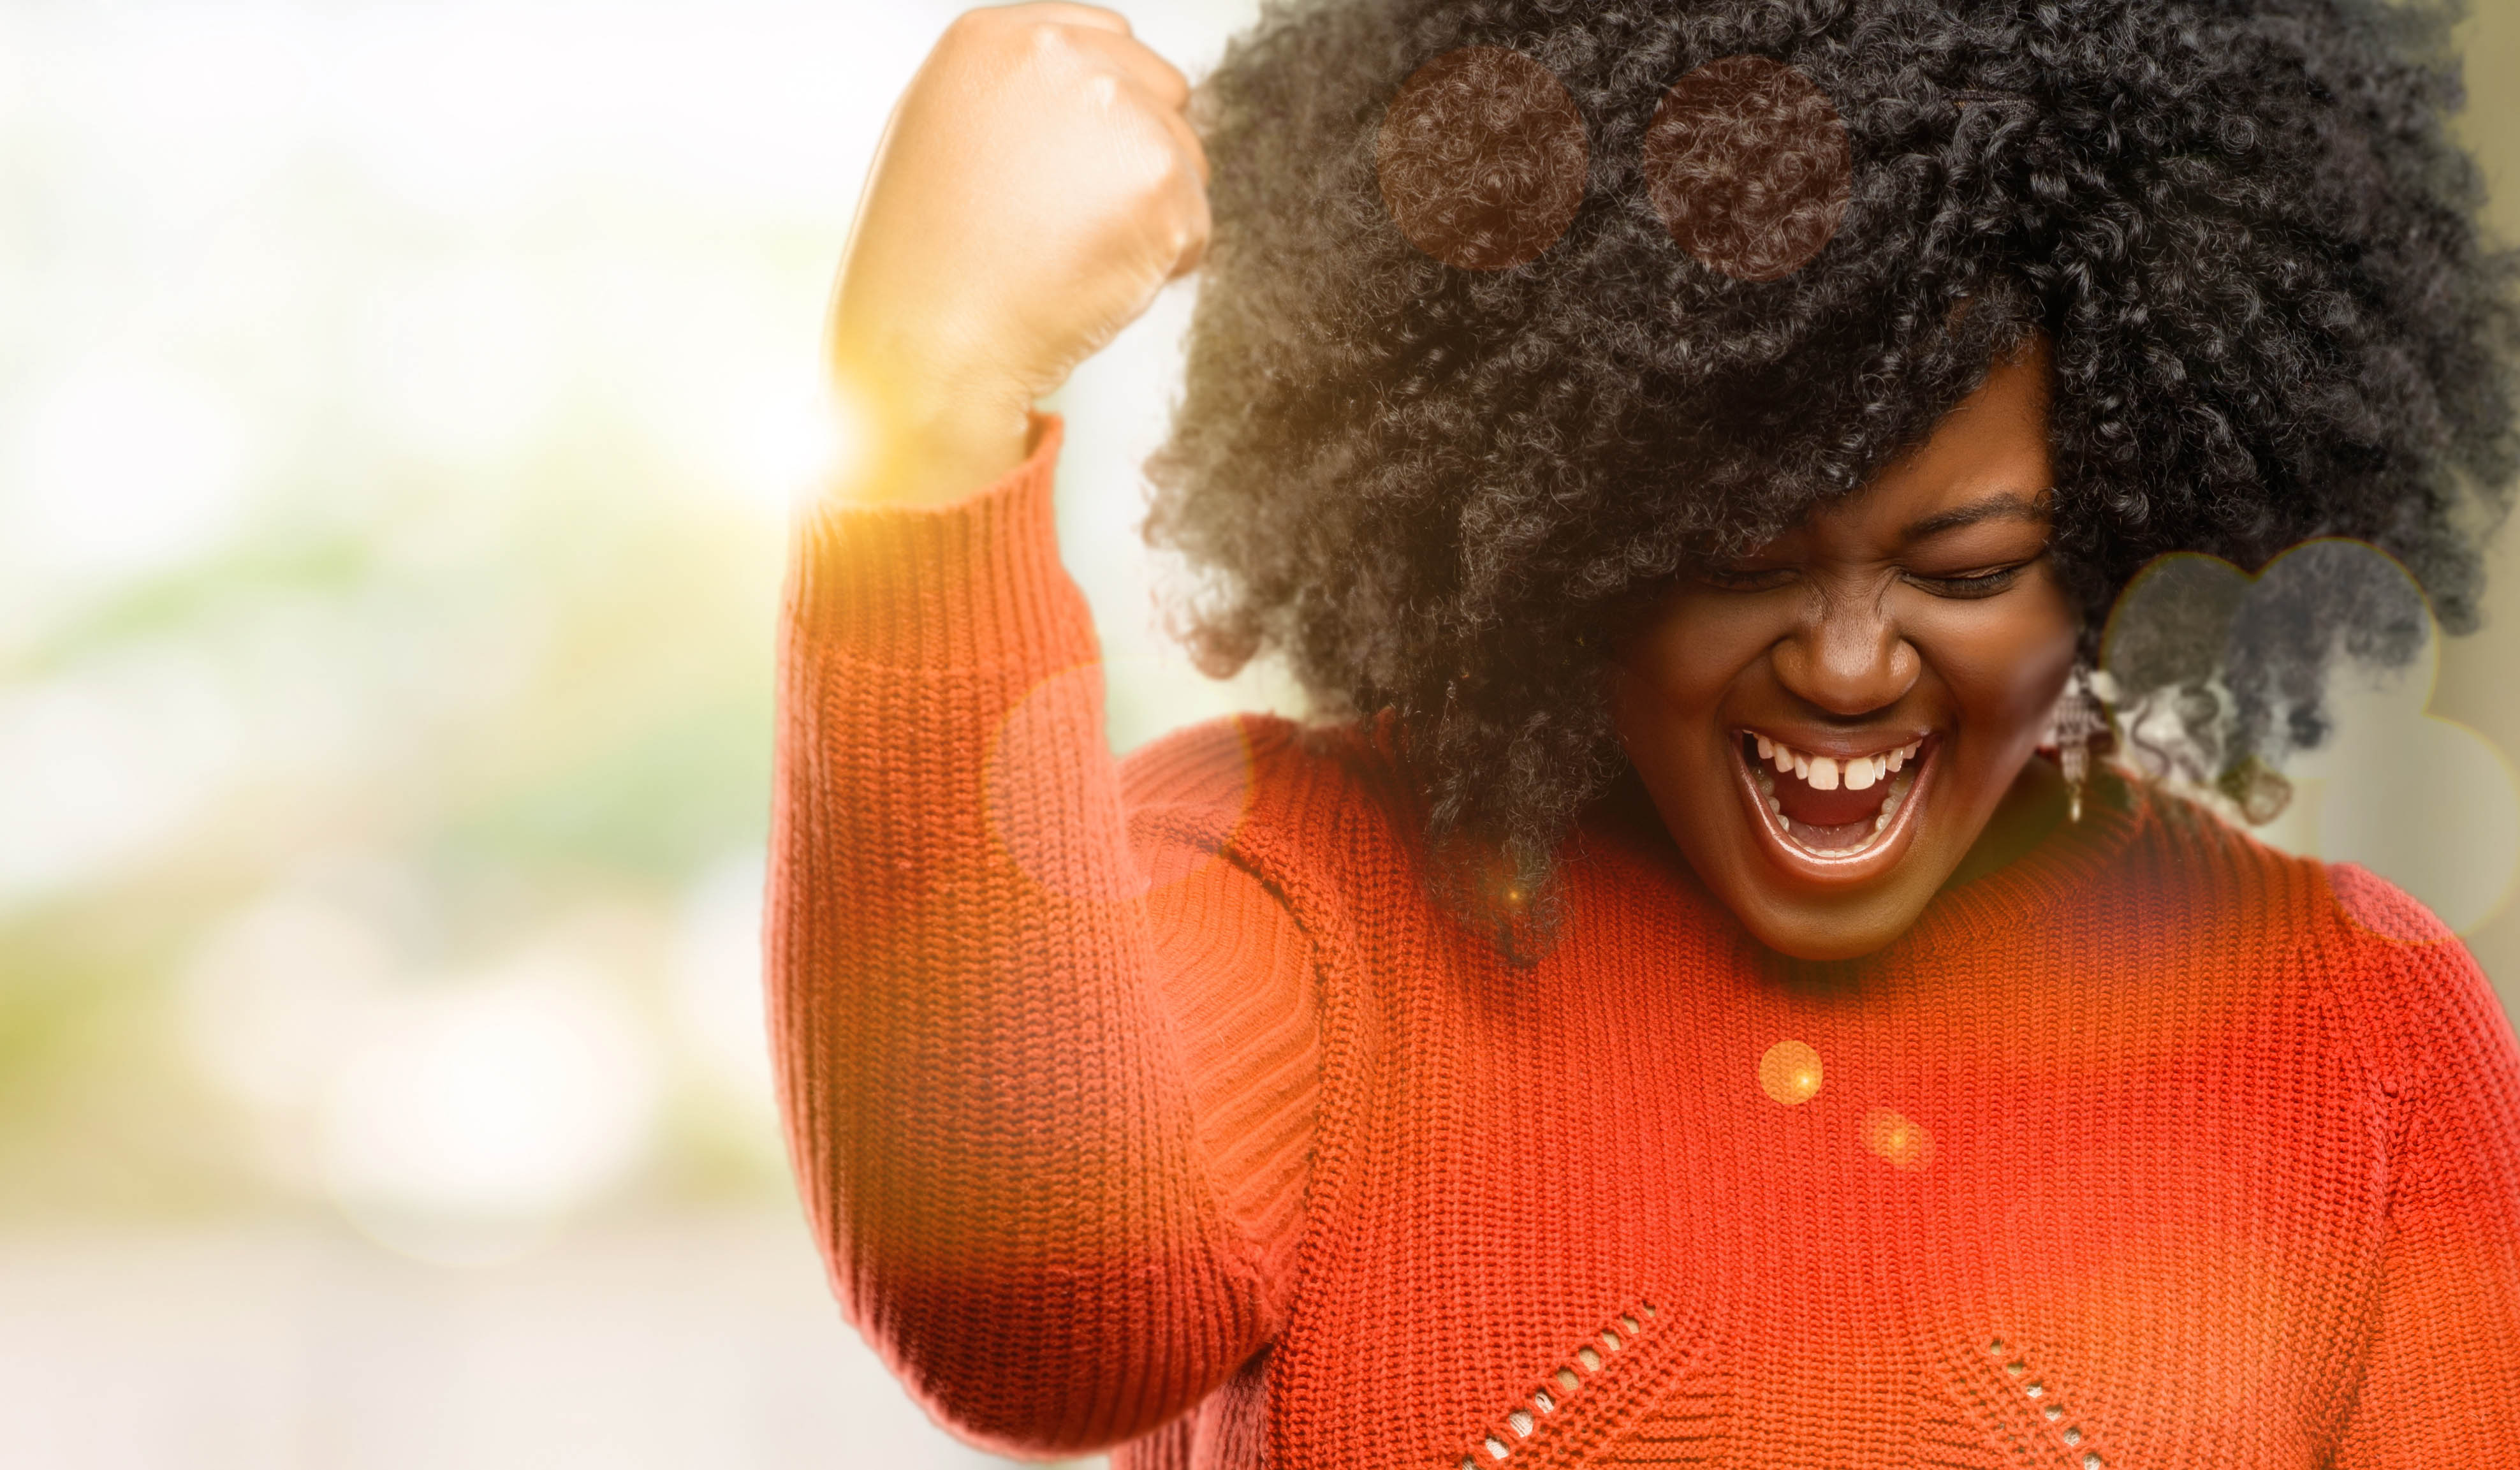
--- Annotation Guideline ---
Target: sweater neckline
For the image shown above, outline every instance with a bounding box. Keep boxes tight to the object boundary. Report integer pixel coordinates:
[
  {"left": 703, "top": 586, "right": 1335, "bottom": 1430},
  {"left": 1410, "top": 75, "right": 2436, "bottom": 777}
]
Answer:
[
  {"left": 1890, "top": 767, "right": 2154, "bottom": 960},
  {"left": 1587, "top": 765, "right": 2156, "bottom": 965}
]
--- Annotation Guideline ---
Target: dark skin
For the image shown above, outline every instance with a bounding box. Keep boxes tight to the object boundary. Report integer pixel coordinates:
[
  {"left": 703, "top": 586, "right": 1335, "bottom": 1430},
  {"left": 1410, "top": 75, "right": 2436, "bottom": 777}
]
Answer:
[
  {"left": 1611, "top": 345, "right": 2079, "bottom": 960},
  {"left": 837, "top": 8, "right": 2077, "bottom": 960}
]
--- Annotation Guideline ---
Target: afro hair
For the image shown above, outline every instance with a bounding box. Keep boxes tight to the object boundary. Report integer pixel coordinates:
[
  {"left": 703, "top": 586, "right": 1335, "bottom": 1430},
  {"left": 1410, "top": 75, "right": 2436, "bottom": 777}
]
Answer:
[{"left": 1146, "top": 0, "right": 2518, "bottom": 904}]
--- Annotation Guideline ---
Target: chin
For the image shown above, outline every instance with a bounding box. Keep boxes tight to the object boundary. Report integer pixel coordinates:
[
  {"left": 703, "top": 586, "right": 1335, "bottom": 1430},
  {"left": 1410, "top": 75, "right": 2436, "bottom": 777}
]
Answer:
[{"left": 1725, "top": 883, "right": 1938, "bottom": 962}]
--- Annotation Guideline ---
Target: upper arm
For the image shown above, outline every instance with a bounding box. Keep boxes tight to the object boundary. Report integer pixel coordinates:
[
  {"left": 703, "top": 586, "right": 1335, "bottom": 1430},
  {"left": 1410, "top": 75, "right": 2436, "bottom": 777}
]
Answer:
[
  {"left": 1124, "top": 719, "right": 1326, "bottom": 1322},
  {"left": 770, "top": 438, "right": 1322, "bottom": 1453},
  {"left": 2328, "top": 867, "right": 2520, "bottom": 1464}
]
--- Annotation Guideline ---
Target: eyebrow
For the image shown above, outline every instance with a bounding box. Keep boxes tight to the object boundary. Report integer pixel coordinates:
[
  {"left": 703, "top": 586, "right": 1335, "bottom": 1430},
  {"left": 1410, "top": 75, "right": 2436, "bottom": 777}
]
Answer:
[{"left": 1900, "top": 491, "right": 2051, "bottom": 543}]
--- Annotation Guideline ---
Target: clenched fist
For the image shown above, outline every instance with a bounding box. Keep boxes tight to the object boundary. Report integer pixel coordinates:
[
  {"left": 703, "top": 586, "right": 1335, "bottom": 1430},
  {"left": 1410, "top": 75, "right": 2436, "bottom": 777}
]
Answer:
[{"left": 830, "top": 3, "right": 1211, "bottom": 505}]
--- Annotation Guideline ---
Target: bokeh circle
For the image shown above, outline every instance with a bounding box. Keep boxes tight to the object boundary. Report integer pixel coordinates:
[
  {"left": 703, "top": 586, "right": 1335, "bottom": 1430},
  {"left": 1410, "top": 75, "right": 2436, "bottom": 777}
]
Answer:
[
  {"left": 1643, "top": 55, "right": 1851, "bottom": 283},
  {"left": 1376, "top": 47, "right": 1589, "bottom": 272},
  {"left": 1758, "top": 1038, "right": 1824, "bottom": 1105}
]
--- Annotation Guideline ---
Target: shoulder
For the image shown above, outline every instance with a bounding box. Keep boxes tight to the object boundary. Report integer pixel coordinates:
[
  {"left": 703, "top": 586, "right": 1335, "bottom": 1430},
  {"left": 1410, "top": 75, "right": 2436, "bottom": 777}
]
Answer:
[
  {"left": 1119, "top": 713, "right": 1426, "bottom": 867},
  {"left": 2111, "top": 776, "right": 2460, "bottom": 955},
  {"left": 2129, "top": 782, "right": 2509, "bottom": 1092},
  {"left": 2072, "top": 777, "right": 2421, "bottom": 990},
  {"left": 2092, "top": 780, "right": 2513, "bottom": 1105},
  {"left": 1116, "top": 715, "right": 1433, "bottom": 971},
  {"left": 2062, "top": 774, "right": 2335, "bottom": 928},
  {"left": 2314, "top": 863, "right": 2512, "bottom": 1104}
]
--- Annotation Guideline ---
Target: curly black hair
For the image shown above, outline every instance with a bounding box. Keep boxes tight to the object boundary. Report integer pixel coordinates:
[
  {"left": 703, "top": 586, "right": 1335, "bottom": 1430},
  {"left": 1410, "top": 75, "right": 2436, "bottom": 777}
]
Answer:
[{"left": 1146, "top": 0, "right": 2517, "bottom": 902}]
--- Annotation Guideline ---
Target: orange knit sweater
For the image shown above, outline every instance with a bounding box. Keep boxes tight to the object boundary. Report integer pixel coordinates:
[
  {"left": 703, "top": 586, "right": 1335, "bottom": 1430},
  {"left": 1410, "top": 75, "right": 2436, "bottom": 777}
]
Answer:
[{"left": 770, "top": 419, "right": 2520, "bottom": 1469}]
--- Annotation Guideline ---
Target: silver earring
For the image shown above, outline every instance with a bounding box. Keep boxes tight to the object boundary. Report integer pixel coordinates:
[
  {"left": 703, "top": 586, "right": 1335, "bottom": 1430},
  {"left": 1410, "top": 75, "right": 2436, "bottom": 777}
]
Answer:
[{"left": 2046, "top": 663, "right": 2116, "bottom": 823}]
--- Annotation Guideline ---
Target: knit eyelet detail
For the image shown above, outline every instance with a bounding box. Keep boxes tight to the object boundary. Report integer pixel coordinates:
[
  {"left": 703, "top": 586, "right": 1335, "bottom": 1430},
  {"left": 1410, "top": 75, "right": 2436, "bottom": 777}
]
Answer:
[
  {"left": 1459, "top": 1300, "right": 1659, "bottom": 1466},
  {"left": 1981, "top": 1335, "right": 2104, "bottom": 1466}
]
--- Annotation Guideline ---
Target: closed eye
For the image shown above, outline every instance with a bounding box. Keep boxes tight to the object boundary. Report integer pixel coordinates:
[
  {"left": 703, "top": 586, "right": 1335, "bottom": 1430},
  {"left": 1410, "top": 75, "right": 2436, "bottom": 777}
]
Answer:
[{"left": 1903, "top": 562, "right": 2028, "bottom": 598}]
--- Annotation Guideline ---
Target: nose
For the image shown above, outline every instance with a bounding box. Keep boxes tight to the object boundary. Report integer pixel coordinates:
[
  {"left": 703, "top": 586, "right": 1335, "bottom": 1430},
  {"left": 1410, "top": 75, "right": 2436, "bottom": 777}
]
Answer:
[{"left": 1770, "top": 586, "right": 1919, "bottom": 717}]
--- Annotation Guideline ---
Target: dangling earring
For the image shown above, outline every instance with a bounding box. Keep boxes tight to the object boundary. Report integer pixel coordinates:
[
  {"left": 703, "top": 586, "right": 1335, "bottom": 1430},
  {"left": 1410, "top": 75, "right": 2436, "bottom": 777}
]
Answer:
[{"left": 2045, "top": 663, "right": 2116, "bottom": 823}]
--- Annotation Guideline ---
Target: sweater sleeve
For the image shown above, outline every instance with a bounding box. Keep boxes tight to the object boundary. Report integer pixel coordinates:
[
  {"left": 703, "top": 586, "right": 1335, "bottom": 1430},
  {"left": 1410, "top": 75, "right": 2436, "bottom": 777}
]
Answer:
[
  {"left": 2327, "top": 867, "right": 2520, "bottom": 1466},
  {"left": 767, "top": 416, "right": 1319, "bottom": 1457}
]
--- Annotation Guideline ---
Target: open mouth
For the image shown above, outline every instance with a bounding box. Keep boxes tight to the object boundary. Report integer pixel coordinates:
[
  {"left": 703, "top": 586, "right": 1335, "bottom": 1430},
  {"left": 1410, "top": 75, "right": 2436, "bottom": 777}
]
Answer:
[{"left": 1736, "top": 730, "right": 1934, "bottom": 862}]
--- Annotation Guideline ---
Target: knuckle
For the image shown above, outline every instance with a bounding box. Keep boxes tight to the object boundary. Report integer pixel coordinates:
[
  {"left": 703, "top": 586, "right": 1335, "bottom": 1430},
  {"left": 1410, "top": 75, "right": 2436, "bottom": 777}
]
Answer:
[
  {"left": 1021, "top": 20, "right": 1075, "bottom": 64},
  {"left": 955, "top": 11, "right": 1063, "bottom": 67},
  {"left": 1127, "top": 151, "right": 1181, "bottom": 206},
  {"left": 1154, "top": 191, "right": 1203, "bottom": 246}
]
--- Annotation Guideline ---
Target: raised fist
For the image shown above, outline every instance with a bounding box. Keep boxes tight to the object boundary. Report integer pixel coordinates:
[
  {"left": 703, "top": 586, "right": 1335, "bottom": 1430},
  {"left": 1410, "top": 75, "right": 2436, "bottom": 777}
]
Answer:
[{"left": 830, "top": 3, "right": 1210, "bottom": 504}]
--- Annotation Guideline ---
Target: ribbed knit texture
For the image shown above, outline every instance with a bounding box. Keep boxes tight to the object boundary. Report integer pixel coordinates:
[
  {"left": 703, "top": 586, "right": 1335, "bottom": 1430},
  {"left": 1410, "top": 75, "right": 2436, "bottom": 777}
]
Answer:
[{"left": 772, "top": 420, "right": 2520, "bottom": 1467}]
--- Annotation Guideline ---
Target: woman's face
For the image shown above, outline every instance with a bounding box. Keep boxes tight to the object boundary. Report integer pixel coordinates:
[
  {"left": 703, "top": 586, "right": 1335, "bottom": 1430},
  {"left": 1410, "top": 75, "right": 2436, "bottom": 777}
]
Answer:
[{"left": 1611, "top": 347, "right": 2078, "bottom": 960}]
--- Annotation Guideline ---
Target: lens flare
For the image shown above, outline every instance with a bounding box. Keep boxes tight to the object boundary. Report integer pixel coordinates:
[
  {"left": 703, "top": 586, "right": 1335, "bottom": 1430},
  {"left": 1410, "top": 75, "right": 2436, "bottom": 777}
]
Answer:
[
  {"left": 1861, "top": 1107, "right": 1934, "bottom": 1170},
  {"left": 2102, "top": 540, "right": 2520, "bottom": 934},
  {"left": 987, "top": 665, "right": 1257, "bottom": 903},
  {"left": 1759, "top": 1039, "right": 1824, "bottom": 1105},
  {"left": 1645, "top": 56, "right": 1851, "bottom": 283},
  {"left": 1377, "top": 47, "right": 1588, "bottom": 272}
]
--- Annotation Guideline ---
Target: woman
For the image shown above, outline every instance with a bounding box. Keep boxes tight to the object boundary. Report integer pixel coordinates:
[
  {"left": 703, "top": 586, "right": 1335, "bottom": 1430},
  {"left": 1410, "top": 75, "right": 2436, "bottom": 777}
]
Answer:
[{"left": 781, "top": 0, "right": 2520, "bottom": 1464}]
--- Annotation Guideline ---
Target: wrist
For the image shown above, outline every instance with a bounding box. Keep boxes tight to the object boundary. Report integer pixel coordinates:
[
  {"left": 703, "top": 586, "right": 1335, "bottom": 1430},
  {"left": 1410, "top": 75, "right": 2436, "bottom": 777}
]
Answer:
[{"left": 830, "top": 355, "right": 1036, "bottom": 508}]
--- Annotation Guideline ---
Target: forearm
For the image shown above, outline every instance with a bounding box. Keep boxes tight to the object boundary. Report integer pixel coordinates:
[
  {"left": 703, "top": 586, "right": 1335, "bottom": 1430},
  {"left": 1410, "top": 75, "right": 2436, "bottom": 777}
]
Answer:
[{"left": 769, "top": 422, "right": 1271, "bottom": 1453}]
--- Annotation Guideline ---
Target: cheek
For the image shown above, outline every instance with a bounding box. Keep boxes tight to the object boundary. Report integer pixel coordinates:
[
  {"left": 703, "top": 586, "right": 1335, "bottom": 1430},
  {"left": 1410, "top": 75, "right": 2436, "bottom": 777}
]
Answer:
[
  {"left": 1916, "top": 581, "right": 2079, "bottom": 739},
  {"left": 1611, "top": 596, "right": 1771, "bottom": 740},
  {"left": 1607, "top": 662, "right": 1708, "bottom": 777}
]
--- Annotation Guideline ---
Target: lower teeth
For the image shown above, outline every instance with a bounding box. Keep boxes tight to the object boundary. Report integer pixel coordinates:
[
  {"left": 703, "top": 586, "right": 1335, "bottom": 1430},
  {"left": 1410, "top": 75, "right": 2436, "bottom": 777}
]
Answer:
[{"left": 1752, "top": 761, "right": 1916, "bottom": 853}]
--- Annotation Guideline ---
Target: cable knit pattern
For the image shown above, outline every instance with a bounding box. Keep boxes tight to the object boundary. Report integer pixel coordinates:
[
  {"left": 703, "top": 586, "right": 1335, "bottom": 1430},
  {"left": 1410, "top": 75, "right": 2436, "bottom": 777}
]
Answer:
[{"left": 771, "top": 420, "right": 2520, "bottom": 1467}]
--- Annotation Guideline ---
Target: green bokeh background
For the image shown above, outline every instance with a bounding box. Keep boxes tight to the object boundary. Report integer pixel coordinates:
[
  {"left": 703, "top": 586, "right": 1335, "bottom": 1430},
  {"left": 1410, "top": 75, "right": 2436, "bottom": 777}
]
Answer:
[{"left": 0, "top": 3, "right": 2514, "bottom": 1465}]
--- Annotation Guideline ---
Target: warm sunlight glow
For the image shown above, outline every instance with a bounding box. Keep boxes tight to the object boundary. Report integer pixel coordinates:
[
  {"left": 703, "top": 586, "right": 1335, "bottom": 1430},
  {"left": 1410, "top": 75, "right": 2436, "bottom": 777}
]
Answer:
[
  {"left": 741, "top": 382, "right": 855, "bottom": 513},
  {"left": 8, "top": 357, "right": 249, "bottom": 584},
  {"left": 321, "top": 950, "right": 658, "bottom": 1265}
]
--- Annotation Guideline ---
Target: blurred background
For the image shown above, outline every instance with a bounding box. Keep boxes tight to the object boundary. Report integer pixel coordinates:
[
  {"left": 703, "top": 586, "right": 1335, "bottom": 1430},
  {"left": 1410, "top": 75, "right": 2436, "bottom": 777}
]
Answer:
[{"left": 0, "top": 3, "right": 2514, "bottom": 1467}]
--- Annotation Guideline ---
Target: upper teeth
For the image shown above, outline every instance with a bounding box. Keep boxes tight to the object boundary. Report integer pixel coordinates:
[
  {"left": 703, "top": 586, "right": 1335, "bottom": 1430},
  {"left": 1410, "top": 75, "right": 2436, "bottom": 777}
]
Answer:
[{"left": 1752, "top": 734, "right": 1921, "bottom": 791}]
